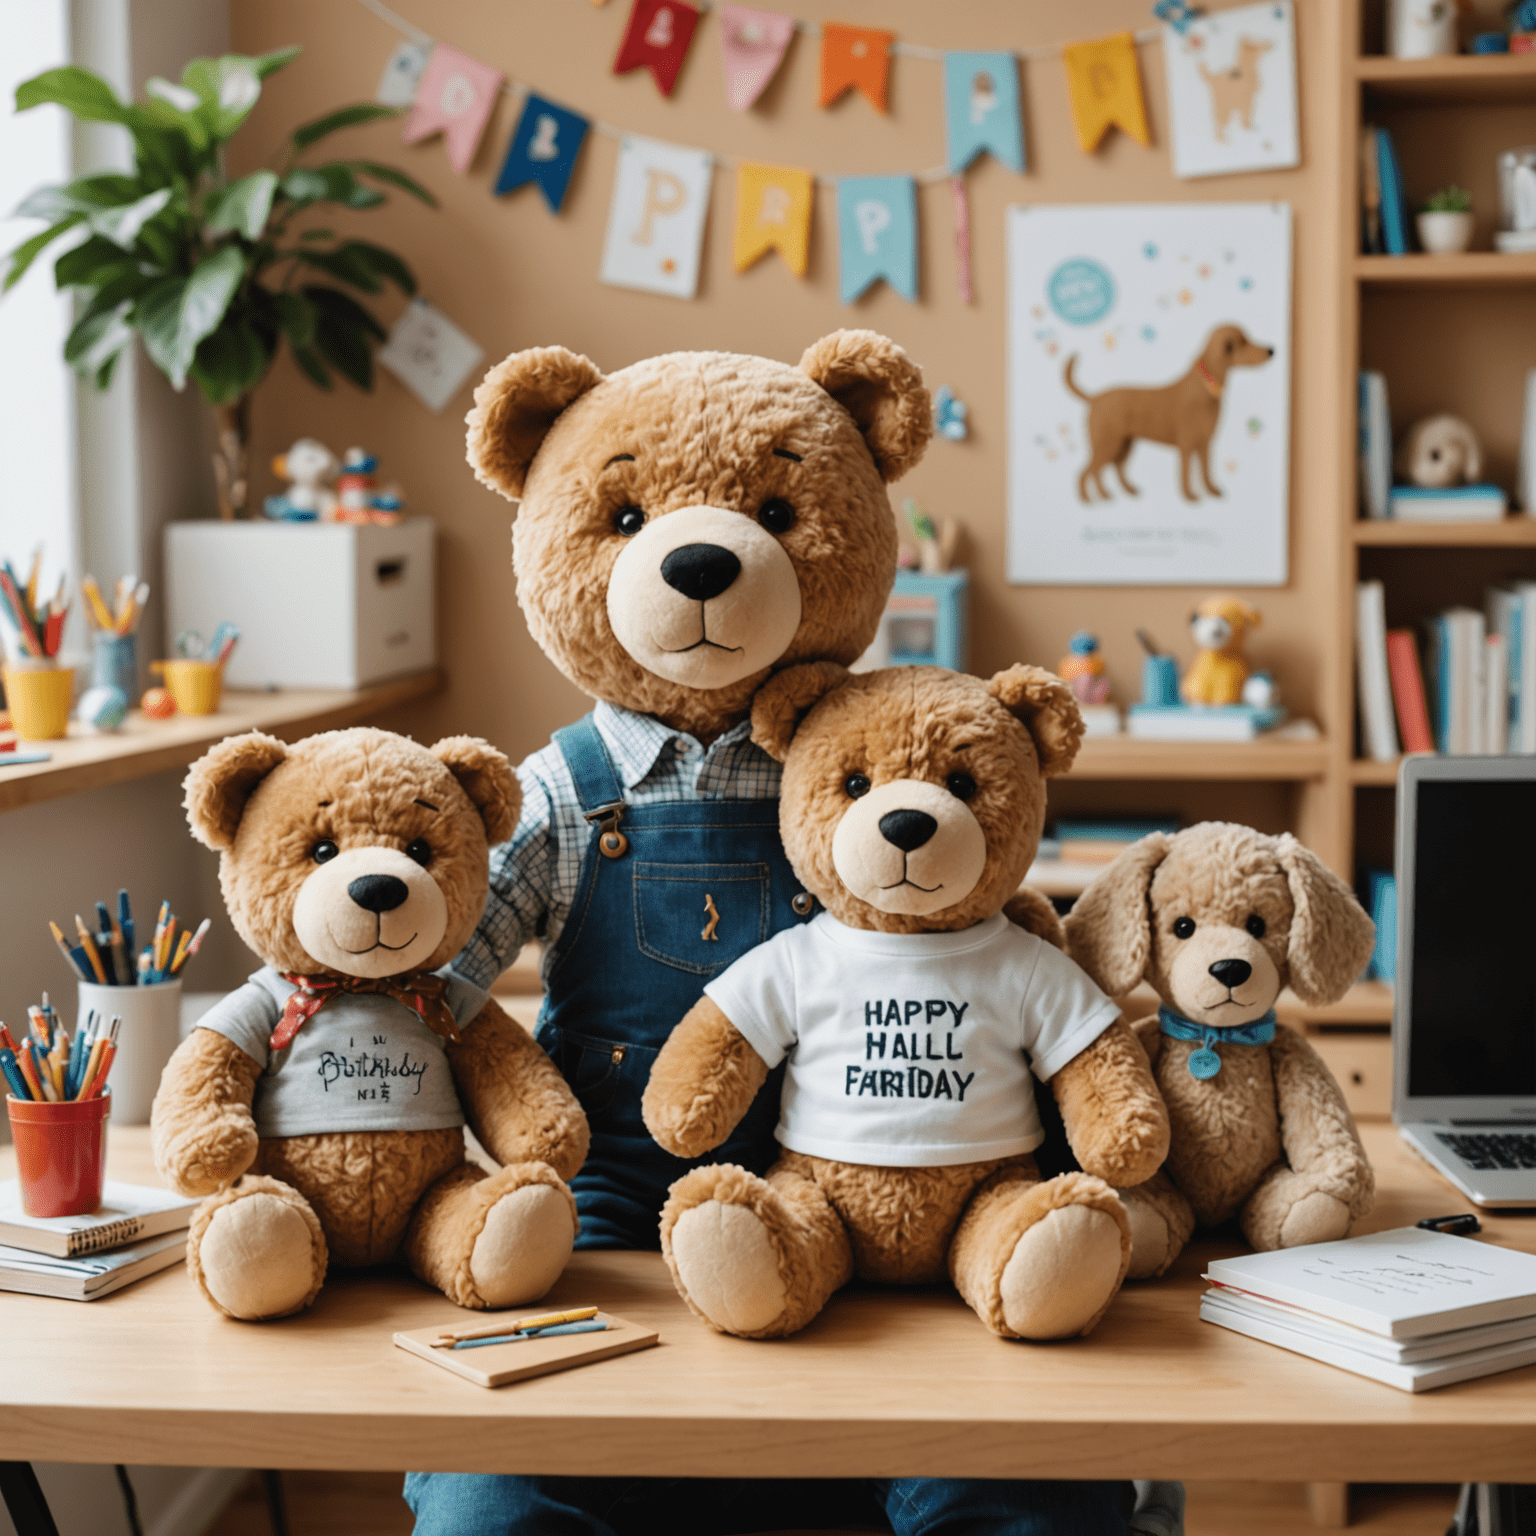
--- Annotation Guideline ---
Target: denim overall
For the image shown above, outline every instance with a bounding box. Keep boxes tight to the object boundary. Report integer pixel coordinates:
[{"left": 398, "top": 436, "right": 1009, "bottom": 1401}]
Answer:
[{"left": 533, "top": 715, "right": 810, "bottom": 1249}]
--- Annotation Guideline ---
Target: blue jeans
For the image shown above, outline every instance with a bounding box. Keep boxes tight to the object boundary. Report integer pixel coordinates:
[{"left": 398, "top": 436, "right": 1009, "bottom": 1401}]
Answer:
[{"left": 403, "top": 1471, "right": 1135, "bottom": 1534}]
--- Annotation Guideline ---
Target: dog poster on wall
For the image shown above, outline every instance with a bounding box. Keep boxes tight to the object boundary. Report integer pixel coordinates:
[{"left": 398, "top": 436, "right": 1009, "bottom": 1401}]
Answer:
[
  {"left": 1162, "top": 2, "right": 1299, "bottom": 180},
  {"left": 1006, "top": 201, "right": 1291, "bottom": 587}
]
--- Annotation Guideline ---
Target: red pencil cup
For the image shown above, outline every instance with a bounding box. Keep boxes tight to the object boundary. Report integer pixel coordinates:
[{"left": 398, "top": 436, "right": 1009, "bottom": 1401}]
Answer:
[{"left": 7, "top": 1092, "right": 110, "bottom": 1218}]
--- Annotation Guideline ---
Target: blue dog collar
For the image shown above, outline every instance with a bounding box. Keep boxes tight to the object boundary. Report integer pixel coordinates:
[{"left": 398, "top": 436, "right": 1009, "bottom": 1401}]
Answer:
[{"left": 1157, "top": 1005, "right": 1276, "bottom": 1079}]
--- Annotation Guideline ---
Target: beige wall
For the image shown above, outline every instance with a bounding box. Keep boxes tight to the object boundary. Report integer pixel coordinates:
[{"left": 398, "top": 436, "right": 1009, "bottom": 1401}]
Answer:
[{"left": 228, "top": 0, "right": 1341, "bottom": 818}]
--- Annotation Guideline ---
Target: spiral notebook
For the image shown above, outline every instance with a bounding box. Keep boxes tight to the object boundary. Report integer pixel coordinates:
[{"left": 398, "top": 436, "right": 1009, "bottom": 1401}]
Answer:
[{"left": 0, "top": 1181, "right": 198, "bottom": 1258}]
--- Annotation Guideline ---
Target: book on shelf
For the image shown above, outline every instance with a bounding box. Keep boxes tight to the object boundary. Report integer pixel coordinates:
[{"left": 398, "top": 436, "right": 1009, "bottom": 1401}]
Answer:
[
  {"left": 1052, "top": 817, "right": 1180, "bottom": 863},
  {"left": 1487, "top": 582, "right": 1536, "bottom": 752},
  {"left": 1486, "top": 632, "right": 1509, "bottom": 755},
  {"left": 1358, "top": 371, "right": 1392, "bottom": 520},
  {"left": 1355, "top": 581, "right": 1398, "bottom": 763},
  {"left": 1125, "top": 705, "right": 1287, "bottom": 742},
  {"left": 1375, "top": 127, "right": 1410, "bottom": 256},
  {"left": 1359, "top": 127, "right": 1382, "bottom": 254},
  {"left": 1427, "top": 607, "right": 1486, "bottom": 754},
  {"left": 1363, "top": 870, "right": 1397, "bottom": 985},
  {"left": 0, "top": 1180, "right": 198, "bottom": 1259},
  {"left": 1385, "top": 629, "right": 1434, "bottom": 754},
  {"left": 0, "top": 1229, "right": 185, "bottom": 1301},
  {"left": 1389, "top": 485, "right": 1508, "bottom": 523}
]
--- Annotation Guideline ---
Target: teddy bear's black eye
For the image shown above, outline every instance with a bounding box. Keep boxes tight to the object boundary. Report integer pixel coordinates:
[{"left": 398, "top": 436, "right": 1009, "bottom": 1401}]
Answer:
[
  {"left": 1172, "top": 916, "right": 1196, "bottom": 940},
  {"left": 614, "top": 506, "right": 646, "bottom": 537},
  {"left": 758, "top": 498, "right": 796, "bottom": 535},
  {"left": 406, "top": 838, "right": 432, "bottom": 868},
  {"left": 945, "top": 771, "right": 977, "bottom": 801},
  {"left": 312, "top": 839, "right": 339, "bottom": 864},
  {"left": 844, "top": 773, "right": 871, "bottom": 799},
  {"left": 1245, "top": 913, "right": 1266, "bottom": 939}
]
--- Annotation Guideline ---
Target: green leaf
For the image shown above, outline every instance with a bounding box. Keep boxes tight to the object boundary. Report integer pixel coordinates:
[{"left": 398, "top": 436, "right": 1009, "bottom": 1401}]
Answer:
[
  {"left": 64, "top": 303, "right": 134, "bottom": 372},
  {"left": 302, "top": 283, "right": 387, "bottom": 340},
  {"left": 297, "top": 228, "right": 335, "bottom": 242},
  {"left": 254, "top": 47, "right": 301, "bottom": 79},
  {"left": 94, "top": 350, "right": 121, "bottom": 390},
  {"left": 347, "top": 161, "right": 437, "bottom": 207},
  {"left": 15, "top": 173, "right": 138, "bottom": 221},
  {"left": 15, "top": 66, "right": 131, "bottom": 123},
  {"left": 190, "top": 319, "right": 271, "bottom": 403},
  {"left": 3, "top": 217, "right": 82, "bottom": 291},
  {"left": 273, "top": 290, "right": 316, "bottom": 347},
  {"left": 140, "top": 84, "right": 210, "bottom": 152},
  {"left": 280, "top": 166, "right": 329, "bottom": 203},
  {"left": 53, "top": 235, "right": 130, "bottom": 289},
  {"left": 294, "top": 246, "right": 381, "bottom": 293},
  {"left": 313, "top": 310, "right": 373, "bottom": 390},
  {"left": 86, "top": 187, "right": 173, "bottom": 248},
  {"left": 290, "top": 342, "right": 333, "bottom": 390},
  {"left": 336, "top": 239, "right": 415, "bottom": 295},
  {"left": 135, "top": 245, "right": 245, "bottom": 389},
  {"left": 291, "top": 103, "right": 399, "bottom": 151},
  {"left": 204, "top": 170, "right": 278, "bottom": 240},
  {"left": 180, "top": 55, "right": 267, "bottom": 141}
]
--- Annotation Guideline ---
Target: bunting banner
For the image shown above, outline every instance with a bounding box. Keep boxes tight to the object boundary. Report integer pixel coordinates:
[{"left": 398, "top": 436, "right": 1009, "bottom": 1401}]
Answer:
[
  {"left": 733, "top": 161, "right": 813, "bottom": 275},
  {"left": 819, "top": 24, "right": 893, "bottom": 113},
  {"left": 613, "top": 0, "right": 701, "bottom": 97},
  {"left": 495, "top": 93, "right": 590, "bottom": 211},
  {"left": 718, "top": 5, "right": 795, "bottom": 111},
  {"left": 401, "top": 43, "right": 505, "bottom": 172},
  {"left": 944, "top": 51, "right": 1025, "bottom": 174},
  {"left": 1062, "top": 32, "right": 1151, "bottom": 153},
  {"left": 376, "top": 40, "right": 431, "bottom": 107},
  {"left": 600, "top": 134, "right": 713, "bottom": 298},
  {"left": 837, "top": 174, "right": 916, "bottom": 302}
]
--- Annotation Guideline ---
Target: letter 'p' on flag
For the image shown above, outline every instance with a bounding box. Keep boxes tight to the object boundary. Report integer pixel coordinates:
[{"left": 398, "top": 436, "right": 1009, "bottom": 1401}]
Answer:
[
  {"left": 600, "top": 134, "right": 713, "bottom": 299},
  {"left": 836, "top": 175, "right": 916, "bottom": 303},
  {"left": 401, "top": 44, "right": 505, "bottom": 173},
  {"left": 733, "top": 162, "right": 813, "bottom": 276}
]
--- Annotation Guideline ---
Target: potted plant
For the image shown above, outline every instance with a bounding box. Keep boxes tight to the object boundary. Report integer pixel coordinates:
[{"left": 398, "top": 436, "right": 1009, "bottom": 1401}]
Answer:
[
  {"left": 2, "top": 48, "right": 432, "bottom": 519},
  {"left": 1417, "top": 185, "right": 1475, "bottom": 255}
]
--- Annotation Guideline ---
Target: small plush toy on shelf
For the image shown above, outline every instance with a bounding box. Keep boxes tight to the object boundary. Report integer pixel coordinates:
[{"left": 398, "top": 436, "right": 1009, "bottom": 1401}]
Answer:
[
  {"left": 1181, "top": 595, "right": 1261, "bottom": 707},
  {"left": 263, "top": 439, "right": 339, "bottom": 521},
  {"left": 335, "top": 447, "right": 405, "bottom": 525},
  {"left": 1057, "top": 630, "right": 1120, "bottom": 738}
]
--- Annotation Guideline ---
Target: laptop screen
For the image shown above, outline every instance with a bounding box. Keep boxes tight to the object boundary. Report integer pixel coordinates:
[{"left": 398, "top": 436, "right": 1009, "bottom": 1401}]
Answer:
[{"left": 1407, "top": 778, "right": 1536, "bottom": 1099}]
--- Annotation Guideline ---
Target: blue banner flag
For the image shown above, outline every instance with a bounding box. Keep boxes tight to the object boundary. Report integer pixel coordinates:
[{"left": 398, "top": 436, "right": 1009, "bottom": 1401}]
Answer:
[
  {"left": 836, "top": 175, "right": 917, "bottom": 303},
  {"left": 495, "top": 93, "right": 590, "bottom": 212},
  {"left": 944, "top": 51, "right": 1025, "bottom": 174}
]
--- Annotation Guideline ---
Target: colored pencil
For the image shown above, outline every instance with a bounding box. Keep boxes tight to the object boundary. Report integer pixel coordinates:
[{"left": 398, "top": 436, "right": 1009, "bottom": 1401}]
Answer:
[
  {"left": 48, "top": 922, "right": 88, "bottom": 981},
  {"left": 432, "top": 1307, "right": 600, "bottom": 1345},
  {"left": 118, "top": 890, "right": 135, "bottom": 960},
  {"left": 74, "top": 916, "right": 107, "bottom": 984}
]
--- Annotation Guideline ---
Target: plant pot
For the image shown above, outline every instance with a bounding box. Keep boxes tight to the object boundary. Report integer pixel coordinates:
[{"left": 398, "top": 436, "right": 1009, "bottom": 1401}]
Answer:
[{"left": 1417, "top": 211, "right": 1474, "bottom": 255}]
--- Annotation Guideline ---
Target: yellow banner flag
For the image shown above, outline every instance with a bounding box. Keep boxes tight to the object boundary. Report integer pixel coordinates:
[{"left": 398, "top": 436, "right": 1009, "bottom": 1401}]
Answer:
[
  {"left": 733, "top": 161, "right": 814, "bottom": 276},
  {"left": 1062, "top": 32, "right": 1150, "bottom": 153}
]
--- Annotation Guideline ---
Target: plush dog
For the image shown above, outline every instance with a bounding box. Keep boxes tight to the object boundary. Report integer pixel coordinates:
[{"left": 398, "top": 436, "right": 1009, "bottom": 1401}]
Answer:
[
  {"left": 640, "top": 664, "right": 1171, "bottom": 1340},
  {"left": 151, "top": 728, "right": 589, "bottom": 1321},
  {"left": 1066, "top": 324, "right": 1273, "bottom": 503},
  {"left": 1064, "top": 822, "right": 1376, "bottom": 1278},
  {"left": 1395, "top": 414, "right": 1482, "bottom": 489},
  {"left": 1181, "top": 594, "right": 1261, "bottom": 707}
]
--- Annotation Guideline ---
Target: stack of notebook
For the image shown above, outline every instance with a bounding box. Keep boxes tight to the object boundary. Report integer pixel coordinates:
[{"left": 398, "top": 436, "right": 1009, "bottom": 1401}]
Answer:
[
  {"left": 1201, "top": 1227, "right": 1536, "bottom": 1391},
  {"left": 0, "top": 1180, "right": 197, "bottom": 1300}
]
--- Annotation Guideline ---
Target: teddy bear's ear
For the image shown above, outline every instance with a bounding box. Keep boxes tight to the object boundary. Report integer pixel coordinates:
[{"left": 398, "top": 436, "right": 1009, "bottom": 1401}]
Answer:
[
  {"left": 183, "top": 732, "right": 288, "bottom": 851},
  {"left": 1002, "top": 885, "right": 1066, "bottom": 950},
  {"left": 986, "top": 665, "right": 1084, "bottom": 778},
  {"left": 1275, "top": 834, "right": 1376, "bottom": 1005},
  {"left": 431, "top": 737, "right": 522, "bottom": 846},
  {"left": 1063, "top": 833, "right": 1174, "bottom": 997},
  {"left": 750, "top": 662, "right": 851, "bottom": 762},
  {"left": 798, "top": 330, "right": 932, "bottom": 483},
  {"left": 465, "top": 346, "right": 605, "bottom": 502}
]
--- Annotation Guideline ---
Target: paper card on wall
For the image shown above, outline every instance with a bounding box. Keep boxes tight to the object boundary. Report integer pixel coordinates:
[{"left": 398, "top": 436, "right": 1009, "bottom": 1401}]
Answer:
[
  {"left": 837, "top": 175, "right": 916, "bottom": 303},
  {"left": 613, "top": 0, "right": 701, "bottom": 97},
  {"left": 1005, "top": 202, "right": 1292, "bottom": 587},
  {"left": 401, "top": 44, "right": 505, "bottom": 173},
  {"left": 733, "top": 162, "right": 813, "bottom": 275},
  {"left": 495, "top": 94, "right": 590, "bottom": 212},
  {"left": 944, "top": 52, "right": 1025, "bottom": 174},
  {"left": 719, "top": 5, "right": 795, "bottom": 111},
  {"left": 1062, "top": 32, "right": 1151, "bottom": 153},
  {"left": 819, "top": 24, "right": 894, "bottom": 113},
  {"left": 378, "top": 298, "right": 486, "bottom": 413},
  {"left": 1163, "top": 2, "right": 1299, "bottom": 179},
  {"left": 376, "top": 41, "right": 432, "bottom": 108},
  {"left": 600, "top": 135, "right": 713, "bottom": 299}
]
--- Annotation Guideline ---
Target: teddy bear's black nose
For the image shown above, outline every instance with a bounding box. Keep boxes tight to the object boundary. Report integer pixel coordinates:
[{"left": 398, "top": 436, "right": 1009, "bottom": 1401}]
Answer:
[
  {"left": 348, "top": 874, "right": 410, "bottom": 913},
  {"left": 1209, "top": 958, "right": 1252, "bottom": 989},
  {"left": 661, "top": 543, "right": 742, "bottom": 602},
  {"left": 879, "top": 809, "right": 938, "bottom": 851}
]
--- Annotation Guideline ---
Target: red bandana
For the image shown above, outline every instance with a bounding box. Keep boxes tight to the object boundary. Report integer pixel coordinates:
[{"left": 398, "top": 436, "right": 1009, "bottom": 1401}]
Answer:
[{"left": 272, "top": 971, "right": 460, "bottom": 1052}]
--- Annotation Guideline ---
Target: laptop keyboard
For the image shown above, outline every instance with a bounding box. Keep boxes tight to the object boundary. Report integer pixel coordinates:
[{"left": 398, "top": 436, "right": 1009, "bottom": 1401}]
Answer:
[{"left": 1436, "top": 1132, "right": 1536, "bottom": 1170}]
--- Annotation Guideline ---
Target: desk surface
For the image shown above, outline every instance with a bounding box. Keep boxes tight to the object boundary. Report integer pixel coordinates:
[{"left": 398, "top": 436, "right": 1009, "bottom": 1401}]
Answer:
[{"left": 2, "top": 1125, "right": 1532, "bottom": 1483}]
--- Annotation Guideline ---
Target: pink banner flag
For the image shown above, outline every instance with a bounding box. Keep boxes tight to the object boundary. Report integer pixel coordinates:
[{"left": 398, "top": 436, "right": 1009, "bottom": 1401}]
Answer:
[
  {"left": 718, "top": 6, "right": 795, "bottom": 111},
  {"left": 402, "top": 44, "right": 504, "bottom": 174}
]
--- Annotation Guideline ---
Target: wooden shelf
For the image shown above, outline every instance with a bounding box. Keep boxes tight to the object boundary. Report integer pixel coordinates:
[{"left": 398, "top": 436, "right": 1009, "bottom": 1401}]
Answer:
[
  {"left": 1070, "top": 733, "right": 1330, "bottom": 781},
  {"left": 1351, "top": 755, "right": 1404, "bottom": 785},
  {"left": 0, "top": 668, "right": 445, "bottom": 814},
  {"left": 1357, "top": 52, "right": 1536, "bottom": 104},
  {"left": 1023, "top": 858, "right": 1106, "bottom": 899},
  {"left": 1355, "top": 252, "right": 1536, "bottom": 287},
  {"left": 1354, "top": 517, "right": 1536, "bottom": 545}
]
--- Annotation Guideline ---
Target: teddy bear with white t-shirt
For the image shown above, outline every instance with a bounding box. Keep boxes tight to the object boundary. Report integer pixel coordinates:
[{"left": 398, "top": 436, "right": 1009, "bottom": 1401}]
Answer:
[{"left": 641, "top": 663, "right": 1171, "bottom": 1340}]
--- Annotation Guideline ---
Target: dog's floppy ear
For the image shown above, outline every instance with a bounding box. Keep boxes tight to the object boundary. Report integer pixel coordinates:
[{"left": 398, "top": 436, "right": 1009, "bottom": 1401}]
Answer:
[
  {"left": 799, "top": 330, "right": 932, "bottom": 483},
  {"left": 431, "top": 737, "right": 522, "bottom": 846},
  {"left": 184, "top": 732, "right": 288, "bottom": 851},
  {"left": 1275, "top": 833, "right": 1376, "bottom": 1005},
  {"left": 987, "top": 665, "right": 1084, "bottom": 778},
  {"left": 751, "top": 662, "right": 850, "bottom": 763},
  {"left": 466, "top": 346, "right": 604, "bottom": 501},
  {"left": 1064, "top": 833, "right": 1173, "bottom": 997}
]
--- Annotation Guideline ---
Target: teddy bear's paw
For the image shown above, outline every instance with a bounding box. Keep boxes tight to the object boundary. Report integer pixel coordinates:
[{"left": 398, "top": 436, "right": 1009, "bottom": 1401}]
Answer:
[
  {"left": 1121, "top": 1193, "right": 1171, "bottom": 1281},
  {"left": 469, "top": 1184, "right": 578, "bottom": 1309},
  {"left": 1276, "top": 1190, "right": 1352, "bottom": 1250},
  {"left": 1000, "top": 1205, "right": 1125, "bottom": 1339},
  {"left": 192, "top": 1187, "right": 326, "bottom": 1321},
  {"left": 670, "top": 1200, "right": 788, "bottom": 1336}
]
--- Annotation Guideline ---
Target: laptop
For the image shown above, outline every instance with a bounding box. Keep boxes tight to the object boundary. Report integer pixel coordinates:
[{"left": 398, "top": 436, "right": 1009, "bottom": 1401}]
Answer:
[{"left": 1394, "top": 755, "right": 1536, "bottom": 1206}]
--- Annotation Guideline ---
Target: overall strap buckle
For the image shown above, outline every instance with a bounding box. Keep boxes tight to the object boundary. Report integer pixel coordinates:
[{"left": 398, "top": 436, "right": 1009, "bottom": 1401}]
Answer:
[{"left": 583, "top": 799, "right": 629, "bottom": 859}]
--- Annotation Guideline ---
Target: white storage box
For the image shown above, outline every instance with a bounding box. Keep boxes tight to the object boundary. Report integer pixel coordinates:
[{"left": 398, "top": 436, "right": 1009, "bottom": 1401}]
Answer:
[{"left": 165, "top": 519, "right": 436, "bottom": 689}]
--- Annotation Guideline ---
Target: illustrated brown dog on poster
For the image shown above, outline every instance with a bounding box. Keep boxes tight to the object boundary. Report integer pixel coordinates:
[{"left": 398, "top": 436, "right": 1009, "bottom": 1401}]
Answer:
[{"left": 1065, "top": 324, "right": 1273, "bottom": 504}]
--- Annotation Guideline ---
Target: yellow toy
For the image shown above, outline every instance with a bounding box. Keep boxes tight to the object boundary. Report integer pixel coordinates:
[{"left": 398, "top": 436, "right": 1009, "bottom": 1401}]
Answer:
[{"left": 1181, "top": 595, "right": 1261, "bottom": 707}]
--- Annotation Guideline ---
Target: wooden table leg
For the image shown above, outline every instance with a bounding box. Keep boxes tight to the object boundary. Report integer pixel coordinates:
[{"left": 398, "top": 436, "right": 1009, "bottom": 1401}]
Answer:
[
  {"left": 0, "top": 1464, "right": 60, "bottom": 1536},
  {"left": 1308, "top": 1481, "right": 1350, "bottom": 1527}
]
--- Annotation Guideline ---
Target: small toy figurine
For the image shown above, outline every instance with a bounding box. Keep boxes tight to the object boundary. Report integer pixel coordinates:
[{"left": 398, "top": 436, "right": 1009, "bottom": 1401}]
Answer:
[
  {"left": 263, "top": 439, "right": 338, "bottom": 521},
  {"left": 1241, "top": 671, "right": 1278, "bottom": 710},
  {"left": 334, "top": 448, "right": 406, "bottom": 525},
  {"left": 1181, "top": 595, "right": 1261, "bottom": 707},
  {"left": 933, "top": 385, "right": 969, "bottom": 442},
  {"left": 1058, "top": 631, "right": 1111, "bottom": 705},
  {"left": 902, "top": 498, "right": 960, "bottom": 574},
  {"left": 141, "top": 686, "right": 177, "bottom": 719},
  {"left": 1395, "top": 415, "right": 1482, "bottom": 488},
  {"left": 77, "top": 684, "right": 128, "bottom": 732}
]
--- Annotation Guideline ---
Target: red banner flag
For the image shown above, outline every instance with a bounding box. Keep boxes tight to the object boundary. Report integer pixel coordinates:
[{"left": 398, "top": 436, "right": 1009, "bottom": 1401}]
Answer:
[
  {"left": 614, "top": 0, "right": 701, "bottom": 97},
  {"left": 819, "top": 23, "right": 894, "bottom": 113}
]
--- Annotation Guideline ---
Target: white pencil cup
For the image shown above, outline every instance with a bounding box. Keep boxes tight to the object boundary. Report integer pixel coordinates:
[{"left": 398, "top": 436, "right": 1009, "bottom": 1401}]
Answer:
[{"left": 76, "top": 980, "right": 181, "bottom": 1125}]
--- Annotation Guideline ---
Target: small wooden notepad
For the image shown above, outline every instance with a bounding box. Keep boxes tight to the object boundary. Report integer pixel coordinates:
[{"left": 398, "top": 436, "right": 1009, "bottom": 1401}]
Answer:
[{"left": 393, "top": 1312, "right": 659, "bottom": 1389}]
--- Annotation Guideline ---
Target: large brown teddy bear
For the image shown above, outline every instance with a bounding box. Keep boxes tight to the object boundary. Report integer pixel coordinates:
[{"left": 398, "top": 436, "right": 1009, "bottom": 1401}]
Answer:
[
  {"left": 151, "top": 727, "right": 589, "bottom": 1321},
  {"left": 1064, "top": 822, "right": 1376, "bottom": 1278},
  {"left": 640, "top": 663, "right": 1171, "bottom": 1341}
]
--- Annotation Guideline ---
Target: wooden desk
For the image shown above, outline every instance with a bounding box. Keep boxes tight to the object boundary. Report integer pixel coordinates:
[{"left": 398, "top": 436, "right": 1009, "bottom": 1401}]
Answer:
[{"left": 1, "top": 1125, "right": 1532, "bottom": 1484}]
